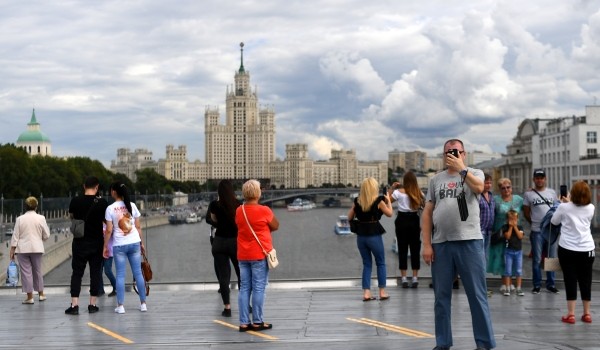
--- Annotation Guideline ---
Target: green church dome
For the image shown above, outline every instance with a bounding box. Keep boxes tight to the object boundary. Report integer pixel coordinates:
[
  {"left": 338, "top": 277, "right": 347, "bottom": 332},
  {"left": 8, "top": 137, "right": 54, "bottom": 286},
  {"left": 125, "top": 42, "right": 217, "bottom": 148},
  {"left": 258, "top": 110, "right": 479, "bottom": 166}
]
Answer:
[{"left": 16, "top": 109, "right": 51, "bottom": 143}]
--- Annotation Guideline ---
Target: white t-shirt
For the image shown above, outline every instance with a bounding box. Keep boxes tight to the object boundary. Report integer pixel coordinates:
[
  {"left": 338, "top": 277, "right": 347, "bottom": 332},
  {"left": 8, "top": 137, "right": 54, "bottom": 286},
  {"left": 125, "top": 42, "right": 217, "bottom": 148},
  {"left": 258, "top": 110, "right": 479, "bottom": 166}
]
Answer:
[
  {"left": 392, "top": 190, "right": 418, "bottom": 213},
  {"left": 551, "top": 202, "right": 595, "bottom": 252},
  {"left": 105, "top": 201, "right": 141, "bottom": 247},
  {"left": 522, "top": 188, "right": 557, "bottom": 231}
]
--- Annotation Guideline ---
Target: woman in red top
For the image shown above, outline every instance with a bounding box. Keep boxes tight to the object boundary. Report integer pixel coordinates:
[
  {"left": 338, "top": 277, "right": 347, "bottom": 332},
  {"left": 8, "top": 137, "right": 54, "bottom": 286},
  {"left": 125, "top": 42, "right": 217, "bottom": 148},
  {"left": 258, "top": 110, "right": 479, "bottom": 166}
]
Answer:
[{"left": 235, "top": 179, "right": 279, "bottom": 332}]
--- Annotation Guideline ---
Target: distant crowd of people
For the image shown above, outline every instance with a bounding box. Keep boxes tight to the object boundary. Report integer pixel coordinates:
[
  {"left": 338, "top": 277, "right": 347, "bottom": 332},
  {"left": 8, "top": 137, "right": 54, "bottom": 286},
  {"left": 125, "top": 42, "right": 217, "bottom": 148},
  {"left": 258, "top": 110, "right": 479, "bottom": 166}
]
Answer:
[{"left": 6, "top": 138, "right": 596, "bottom": 350}]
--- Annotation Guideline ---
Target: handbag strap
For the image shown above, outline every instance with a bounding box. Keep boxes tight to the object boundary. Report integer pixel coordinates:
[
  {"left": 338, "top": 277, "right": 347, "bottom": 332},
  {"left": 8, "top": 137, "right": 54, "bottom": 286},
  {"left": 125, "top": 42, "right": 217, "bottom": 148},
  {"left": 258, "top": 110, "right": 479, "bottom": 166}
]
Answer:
[
  {"left": 532, "top": 189, "right": 552, "bottom": 208},
  {"left": 241, "top": 204, "right": 268, "bottom": 256},
  {"left": 82, "top": 197, "right": 99, "bottom": 221}
]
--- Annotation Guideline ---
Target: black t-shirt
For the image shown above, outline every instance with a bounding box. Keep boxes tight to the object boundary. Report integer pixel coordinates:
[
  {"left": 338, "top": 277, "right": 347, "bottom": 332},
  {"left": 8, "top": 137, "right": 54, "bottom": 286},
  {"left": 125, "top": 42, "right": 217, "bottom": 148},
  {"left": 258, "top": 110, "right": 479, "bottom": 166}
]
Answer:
[
  {"left": 353, "top": 196, "right": 386, "bottom": 236},
  {"left": 69, "top": 195, "right": 109, "bottom": 242},
  {"left": 502, "top": 224, "right": 523, "bottom": 251},
  {"left": 207, "top": 200, "right": 238, "bottom": 239}
]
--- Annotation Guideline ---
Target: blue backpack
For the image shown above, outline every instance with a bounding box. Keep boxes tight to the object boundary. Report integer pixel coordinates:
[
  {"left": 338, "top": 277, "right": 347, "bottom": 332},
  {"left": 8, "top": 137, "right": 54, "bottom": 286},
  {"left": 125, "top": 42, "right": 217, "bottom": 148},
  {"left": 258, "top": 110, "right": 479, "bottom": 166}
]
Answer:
[{"left": 539, "top": 202, "right": 561, "bottom": 245}]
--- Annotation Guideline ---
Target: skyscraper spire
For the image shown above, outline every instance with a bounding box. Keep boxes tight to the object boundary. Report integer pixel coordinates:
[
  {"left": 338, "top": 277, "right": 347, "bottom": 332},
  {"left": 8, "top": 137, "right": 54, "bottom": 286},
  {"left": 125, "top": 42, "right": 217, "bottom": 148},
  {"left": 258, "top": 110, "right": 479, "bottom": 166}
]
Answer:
[{"left": 239, "top": 42, "right": 245, "bottom": 73}]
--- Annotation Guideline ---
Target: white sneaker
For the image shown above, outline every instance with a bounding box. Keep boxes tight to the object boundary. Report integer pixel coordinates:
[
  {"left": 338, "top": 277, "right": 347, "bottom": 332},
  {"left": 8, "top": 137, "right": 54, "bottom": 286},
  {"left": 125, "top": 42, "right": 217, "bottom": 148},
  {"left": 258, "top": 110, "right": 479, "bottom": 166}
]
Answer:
[
  {"left": 114, "top": 305, "right": 125, "bottom": 314},
  {"left": 510, "top": 284, "right": 516, "bottom": 292},
  {"left": 499, "top": 285, "right": 507, "bottom": 293},
  {"left": 140, "top": 303, "right": 147, "bottom": 312}
]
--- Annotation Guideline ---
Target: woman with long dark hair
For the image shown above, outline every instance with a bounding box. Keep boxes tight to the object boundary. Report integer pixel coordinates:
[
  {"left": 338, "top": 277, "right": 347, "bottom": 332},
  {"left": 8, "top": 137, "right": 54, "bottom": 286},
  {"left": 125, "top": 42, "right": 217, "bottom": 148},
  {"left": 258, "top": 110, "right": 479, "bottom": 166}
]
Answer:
[
  {"left": 103, "top": 182, "right": 147, "bottom": 314},
  {"left": 390, "top": 172, "right": 424, "bottom": 288},
  {"left": 208, "top": 180, "right": 241, "bottom": 317}
]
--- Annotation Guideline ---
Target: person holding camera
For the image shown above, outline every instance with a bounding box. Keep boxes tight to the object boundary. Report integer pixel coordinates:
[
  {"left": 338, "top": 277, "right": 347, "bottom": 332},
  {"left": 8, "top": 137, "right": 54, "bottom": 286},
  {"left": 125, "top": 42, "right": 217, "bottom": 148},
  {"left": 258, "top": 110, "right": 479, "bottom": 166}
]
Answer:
[{"left": 421, "top": 139, "right": 495, "bottom": 350}]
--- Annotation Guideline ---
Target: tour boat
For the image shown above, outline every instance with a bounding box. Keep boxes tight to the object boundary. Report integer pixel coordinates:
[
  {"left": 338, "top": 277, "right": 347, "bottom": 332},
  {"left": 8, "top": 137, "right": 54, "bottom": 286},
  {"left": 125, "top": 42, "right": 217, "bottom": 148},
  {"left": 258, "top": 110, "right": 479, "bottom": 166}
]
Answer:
[
  {"left": 287, "top": 198, "right": 316, "bottom": 211},
  {"left": 334, "top": 215, "right": 352, "bottom": 235}
]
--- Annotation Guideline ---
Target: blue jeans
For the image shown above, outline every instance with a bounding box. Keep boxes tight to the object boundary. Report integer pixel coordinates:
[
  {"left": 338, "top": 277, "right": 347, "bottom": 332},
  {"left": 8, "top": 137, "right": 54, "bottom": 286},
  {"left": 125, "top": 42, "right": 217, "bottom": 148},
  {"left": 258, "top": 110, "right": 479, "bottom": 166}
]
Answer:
[
  {"left": 431, "top": 240, "right": 495, "bottom": 349},
  {"left": 356, "top": 234, "right": 386, "bottom": 289},
  {"left": 238, "top": 259, "right": 269, "bottom": 325},
  {"left": 114, "top": 243, "right": 146, "bottom": 305},
  {"left": 503, "top": 249, "right": 523, "bottom": 277},
  {"left": 102, "top": 257, "right": 116, "bottom": 292},
  {"left": 530, "top": 231, "right": 556, "bottom": 288}
]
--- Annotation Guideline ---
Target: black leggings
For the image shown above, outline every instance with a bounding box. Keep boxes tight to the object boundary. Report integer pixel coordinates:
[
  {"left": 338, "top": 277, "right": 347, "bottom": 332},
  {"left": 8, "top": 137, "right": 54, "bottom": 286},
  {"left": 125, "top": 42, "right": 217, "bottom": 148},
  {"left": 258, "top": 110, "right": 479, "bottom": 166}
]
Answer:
[
  {"left": 212, "top": 236, "right": 240, "bottom": 305},
  {"left": 558, "top": 246, "right": 595, "bottom": 301},
  {"left": 395, "top": 211, "right": 421, "bottom": 271}
]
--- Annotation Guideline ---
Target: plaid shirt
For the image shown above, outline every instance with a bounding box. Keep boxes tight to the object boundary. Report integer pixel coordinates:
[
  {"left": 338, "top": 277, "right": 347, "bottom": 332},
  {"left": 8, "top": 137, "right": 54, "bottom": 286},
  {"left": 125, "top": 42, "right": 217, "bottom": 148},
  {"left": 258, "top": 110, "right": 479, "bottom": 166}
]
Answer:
[{"left": 479, "top": 191, "right": 495, "bottom": 233}]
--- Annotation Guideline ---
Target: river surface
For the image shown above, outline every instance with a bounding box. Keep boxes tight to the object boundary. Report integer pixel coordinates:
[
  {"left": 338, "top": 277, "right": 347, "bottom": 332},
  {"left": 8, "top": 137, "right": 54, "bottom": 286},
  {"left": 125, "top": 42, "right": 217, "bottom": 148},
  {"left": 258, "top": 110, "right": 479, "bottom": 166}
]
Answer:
[{"left": 44, "top": 207, "right": 404, "bottom": 285}]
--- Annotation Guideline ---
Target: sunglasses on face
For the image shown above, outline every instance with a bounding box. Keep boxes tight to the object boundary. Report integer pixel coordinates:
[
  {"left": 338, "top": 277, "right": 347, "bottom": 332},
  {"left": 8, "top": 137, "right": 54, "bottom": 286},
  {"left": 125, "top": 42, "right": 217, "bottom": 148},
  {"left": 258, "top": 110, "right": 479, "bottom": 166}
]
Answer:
[{"left": 500, "top": 186, "right": 511, "bottom": 190}]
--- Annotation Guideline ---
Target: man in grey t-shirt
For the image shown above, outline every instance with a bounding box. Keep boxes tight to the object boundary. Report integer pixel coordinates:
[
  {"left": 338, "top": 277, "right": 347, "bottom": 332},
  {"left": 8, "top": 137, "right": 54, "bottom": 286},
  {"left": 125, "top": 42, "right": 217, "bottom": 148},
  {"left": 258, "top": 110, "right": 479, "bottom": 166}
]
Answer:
[
  {"left": 422, "top": 139, "right": 495, "bottom": 350},
  {"left": 523, "top": 169, "right": 559, "bottom": 294}
]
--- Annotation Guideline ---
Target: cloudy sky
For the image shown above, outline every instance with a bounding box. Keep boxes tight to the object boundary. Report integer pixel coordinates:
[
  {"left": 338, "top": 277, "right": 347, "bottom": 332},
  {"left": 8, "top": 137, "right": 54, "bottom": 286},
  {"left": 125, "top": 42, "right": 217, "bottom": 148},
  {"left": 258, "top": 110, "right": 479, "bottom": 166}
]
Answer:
[{"left": 2, "top": 0, "right": 600, "bottom": 167}]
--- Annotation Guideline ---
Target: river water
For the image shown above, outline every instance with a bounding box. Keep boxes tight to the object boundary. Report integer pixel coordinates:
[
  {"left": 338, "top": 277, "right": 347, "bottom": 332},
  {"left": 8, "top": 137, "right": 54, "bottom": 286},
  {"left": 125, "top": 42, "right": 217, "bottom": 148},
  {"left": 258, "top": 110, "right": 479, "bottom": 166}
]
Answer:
[{"left": 44, "top": 207, "right": 404, "bottom": 285}]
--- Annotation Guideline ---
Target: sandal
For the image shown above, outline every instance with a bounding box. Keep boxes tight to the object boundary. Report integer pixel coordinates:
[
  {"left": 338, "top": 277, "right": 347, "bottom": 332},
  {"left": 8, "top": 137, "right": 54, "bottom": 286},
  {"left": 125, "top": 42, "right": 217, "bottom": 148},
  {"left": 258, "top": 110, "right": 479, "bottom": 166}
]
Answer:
[
  {"left": 561, "top": 315, "right": 575, "bottom": 324},
  {"left": 362, "top": 296, "right": 376, "bottom": 302},
  {"left": 251, "top": 322, "right": 273, "bottom": 331},
  {"left": 379, "top": 295, "right": 390, "bottom": 301},
  {"left": 581, "top": 314, "right": 592, "bottom": 323},
  {"left": 239, "top": 324, "right": 251, "bottom": 332}
]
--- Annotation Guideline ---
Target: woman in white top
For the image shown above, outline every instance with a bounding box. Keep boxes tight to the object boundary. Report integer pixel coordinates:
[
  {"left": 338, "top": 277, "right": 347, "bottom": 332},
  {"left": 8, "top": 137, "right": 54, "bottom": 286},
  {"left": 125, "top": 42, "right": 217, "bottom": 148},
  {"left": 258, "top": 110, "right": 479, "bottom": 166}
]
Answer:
[
  {"left": 103, "top": 182, "right": 147, "bottom": 314},
  {"left": 551, "top": 181, "right": 595, "bottom": 324},
  {"left": 390, "top": 172, "right": 424, "bottom": 288}
]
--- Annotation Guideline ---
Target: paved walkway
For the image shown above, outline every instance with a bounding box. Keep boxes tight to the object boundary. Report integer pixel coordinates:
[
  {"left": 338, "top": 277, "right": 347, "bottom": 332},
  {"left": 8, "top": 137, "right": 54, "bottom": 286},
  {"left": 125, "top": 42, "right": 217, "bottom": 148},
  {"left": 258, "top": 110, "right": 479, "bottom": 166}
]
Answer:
[{"left": 0, "top": 277, "right": 598, "bottom": 350}]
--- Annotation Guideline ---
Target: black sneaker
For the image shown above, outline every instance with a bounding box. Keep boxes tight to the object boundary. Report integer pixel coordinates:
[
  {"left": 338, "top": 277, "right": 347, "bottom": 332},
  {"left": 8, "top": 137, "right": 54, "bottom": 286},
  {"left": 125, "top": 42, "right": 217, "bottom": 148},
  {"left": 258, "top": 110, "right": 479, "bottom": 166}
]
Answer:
[
  {"left": 108, "top": 290, "right": 116, "bottom": 297},
  {"left": 532, "top": 287, "right": 541, "bottom": 294},
  {"left": 221, "top": 308, "right": 232, "bottom": 317},
  {"left": 88, "top": 305, "right": 99, "bottom": 313},
  {"left": 453, "top": 280, "right": 460, "bottom": 289},
  {"left": 65, "top": 305, "right": 79, "bottom": 315},
  {"left": 546, "top": 286, "right": 559, "bottom": 294}
]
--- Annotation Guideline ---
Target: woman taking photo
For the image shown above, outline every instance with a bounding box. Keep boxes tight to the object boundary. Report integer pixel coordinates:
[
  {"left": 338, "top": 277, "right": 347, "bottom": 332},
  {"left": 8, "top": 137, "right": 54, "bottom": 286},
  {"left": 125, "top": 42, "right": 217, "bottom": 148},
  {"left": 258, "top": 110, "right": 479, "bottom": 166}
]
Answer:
[
  {"left": 208, "top": 180, "right": 241, "bottom": 317},
  {"left": 103, "top": 182, "right": 147, "bottom": 314},
  {"left": 9, "top": 196, "right": 50, "bottom": 304},
  {"left": 390, "top": 172, "right": 424, "bottom": 288},
  {"left": 348, "top": 177, "right": 393, "bottom": 301},
  {"left": 235, "top": 179, "right": 279, "bottom": 332},
  {"left": 551, "top": 181, "right": 595, "bottom": 324}
]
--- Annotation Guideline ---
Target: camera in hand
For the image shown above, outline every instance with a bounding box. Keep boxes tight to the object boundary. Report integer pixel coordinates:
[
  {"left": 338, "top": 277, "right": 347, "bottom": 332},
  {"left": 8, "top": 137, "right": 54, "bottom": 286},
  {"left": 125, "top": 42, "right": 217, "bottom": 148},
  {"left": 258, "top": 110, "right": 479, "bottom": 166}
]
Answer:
[{"left": 447, "top": 149, "right": 459, "bottom": 158}]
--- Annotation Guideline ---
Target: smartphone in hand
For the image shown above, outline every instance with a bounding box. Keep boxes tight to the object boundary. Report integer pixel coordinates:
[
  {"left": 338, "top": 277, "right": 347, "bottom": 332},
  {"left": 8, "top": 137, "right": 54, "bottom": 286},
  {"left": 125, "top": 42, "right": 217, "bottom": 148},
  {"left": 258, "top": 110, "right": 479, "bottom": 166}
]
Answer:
[
  {"left": 560, "top": 185, "right": 568, "bottom": 198},
  {"left": 447, "top": 149, "right": 459, "bottom": 158}
]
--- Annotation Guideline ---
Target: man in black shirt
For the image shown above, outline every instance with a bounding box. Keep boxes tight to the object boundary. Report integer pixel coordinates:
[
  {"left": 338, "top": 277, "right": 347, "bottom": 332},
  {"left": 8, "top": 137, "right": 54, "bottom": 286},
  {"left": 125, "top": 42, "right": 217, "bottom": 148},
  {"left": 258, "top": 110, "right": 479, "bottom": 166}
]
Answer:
[{"left": 65, "top": 176, "right": 108, "bottom": 315}]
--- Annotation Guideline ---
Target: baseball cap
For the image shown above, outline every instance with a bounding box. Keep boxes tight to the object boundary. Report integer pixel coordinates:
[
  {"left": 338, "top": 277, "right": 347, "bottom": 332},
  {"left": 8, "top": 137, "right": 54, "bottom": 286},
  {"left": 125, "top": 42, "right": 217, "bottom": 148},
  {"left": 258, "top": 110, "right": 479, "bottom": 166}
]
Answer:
[{"left": 533, "top": 169, "right": 546, "bottom": 177}]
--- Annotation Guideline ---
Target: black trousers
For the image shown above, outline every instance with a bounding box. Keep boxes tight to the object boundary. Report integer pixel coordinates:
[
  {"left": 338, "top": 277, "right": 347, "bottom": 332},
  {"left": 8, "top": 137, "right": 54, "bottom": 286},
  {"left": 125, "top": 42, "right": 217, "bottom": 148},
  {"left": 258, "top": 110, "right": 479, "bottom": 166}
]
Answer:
[
  {"left": 212, "top": 236, "right": 240, "bottom": 305},
  {"left": 558, "top": 246, "right": 595, "bottom": 301},
  {"left": 395, "top": 211, "right": 421, "bottom": 271},
  {"left": 70, "top": 240, "right": 103, "bottom": 297}
]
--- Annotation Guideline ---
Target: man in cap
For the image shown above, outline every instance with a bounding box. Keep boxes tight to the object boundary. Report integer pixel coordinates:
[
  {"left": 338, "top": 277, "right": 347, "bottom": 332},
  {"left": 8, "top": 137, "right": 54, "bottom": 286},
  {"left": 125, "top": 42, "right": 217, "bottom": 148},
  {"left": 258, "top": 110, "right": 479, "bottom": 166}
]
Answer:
[{"left": 522, "top": 169, "right": 559, "bottom": 294}]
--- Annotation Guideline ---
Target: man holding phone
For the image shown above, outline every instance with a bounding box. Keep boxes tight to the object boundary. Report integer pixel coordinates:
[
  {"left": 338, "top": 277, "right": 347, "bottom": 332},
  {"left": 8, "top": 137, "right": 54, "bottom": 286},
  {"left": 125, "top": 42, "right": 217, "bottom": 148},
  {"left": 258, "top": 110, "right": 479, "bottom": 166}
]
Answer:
[
  {"left": 421, "top": 139, "right": 495, "bottom": 350},
  {"left": 523, "top": 169, "right": 560, "bottom": 295}
]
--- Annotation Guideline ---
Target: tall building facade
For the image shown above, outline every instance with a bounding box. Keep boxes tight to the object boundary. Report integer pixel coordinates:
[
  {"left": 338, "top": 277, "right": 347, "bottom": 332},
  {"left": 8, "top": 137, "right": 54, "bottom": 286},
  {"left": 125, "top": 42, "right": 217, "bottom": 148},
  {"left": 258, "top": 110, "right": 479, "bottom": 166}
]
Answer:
[
  {"left": 204, "top": 42, "right": 275, "bottom": 180},
  {"left": 110, "top": 43, "right": 387, "bottom": 188}
]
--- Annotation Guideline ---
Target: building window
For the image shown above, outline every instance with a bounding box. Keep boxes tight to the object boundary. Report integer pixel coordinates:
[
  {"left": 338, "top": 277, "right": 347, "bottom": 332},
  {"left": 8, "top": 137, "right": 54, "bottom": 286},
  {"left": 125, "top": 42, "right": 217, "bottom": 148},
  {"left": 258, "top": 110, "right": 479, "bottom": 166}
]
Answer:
[
  {"left": 587, "top": 131, "right": 597, "bottom": 143},
  {"left": 587, "top": 148, "right": 597, "bottom": 158}
]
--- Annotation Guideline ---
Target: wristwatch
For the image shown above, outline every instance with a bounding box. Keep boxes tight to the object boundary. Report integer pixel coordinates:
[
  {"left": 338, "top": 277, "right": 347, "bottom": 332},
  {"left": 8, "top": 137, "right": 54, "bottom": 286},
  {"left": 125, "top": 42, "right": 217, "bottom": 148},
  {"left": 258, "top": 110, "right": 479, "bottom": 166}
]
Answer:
[{"left": 459, "top": 168, "right": 468, "bottom": 177}]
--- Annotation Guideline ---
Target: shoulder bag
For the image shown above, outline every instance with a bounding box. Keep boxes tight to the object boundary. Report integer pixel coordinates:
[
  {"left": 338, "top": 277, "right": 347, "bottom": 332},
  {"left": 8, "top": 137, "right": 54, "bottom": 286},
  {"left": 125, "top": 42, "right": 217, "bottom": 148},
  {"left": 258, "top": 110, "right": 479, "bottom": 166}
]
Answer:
[
  {"left": 70, "top": 198, "right": 98, "bottom": 239},
  {"left": 134, "top": 250, "right": 152, "bottom": 296},
  {"left": 241, "top": 204, "right": 279, "bottom": 269}
]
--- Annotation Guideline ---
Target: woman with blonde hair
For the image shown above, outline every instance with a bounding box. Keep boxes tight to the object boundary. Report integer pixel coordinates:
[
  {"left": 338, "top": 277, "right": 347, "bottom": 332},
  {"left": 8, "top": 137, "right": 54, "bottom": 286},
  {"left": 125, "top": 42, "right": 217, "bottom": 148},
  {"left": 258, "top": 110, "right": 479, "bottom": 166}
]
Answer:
[
  {"left": 235, "top": 179, "right": 279, "bottom": 332},
  {"left": 487, "top": 177, "right": 524, "bottom": 295},
  {"left": 390, "top": 172, "right": 425, "bottom": 288},
  {"left": 552, "top": 181, "right": 595, "bottom": 324},
  {"left": 348, "top": 177, "right": 393, "bottom": 301},
  {"left": 9, "top": 196, "right": 50, "bottom": 304}
]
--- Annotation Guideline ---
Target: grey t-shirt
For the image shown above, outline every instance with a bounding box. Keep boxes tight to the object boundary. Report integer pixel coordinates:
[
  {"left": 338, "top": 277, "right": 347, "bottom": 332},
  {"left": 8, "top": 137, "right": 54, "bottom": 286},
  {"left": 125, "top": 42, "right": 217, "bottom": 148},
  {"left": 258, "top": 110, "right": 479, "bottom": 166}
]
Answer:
[
  {"left": 522, "top": 187, "right": 557, "bottom": 231},
  {"left": 426, "top": 168, "right": 484, "bottom": 244}
]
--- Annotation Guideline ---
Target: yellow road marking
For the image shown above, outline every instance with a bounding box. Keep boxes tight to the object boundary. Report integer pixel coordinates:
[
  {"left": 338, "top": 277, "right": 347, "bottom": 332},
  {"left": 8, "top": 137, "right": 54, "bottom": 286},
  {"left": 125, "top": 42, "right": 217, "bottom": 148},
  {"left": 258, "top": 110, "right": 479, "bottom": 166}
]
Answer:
[
  {"left": 213, "top": 320, "right": 278, "bottom": 340},
  {"left": 87, "top": 322, "right": 135, "bottom": 344},
  {"left": 346, "top": 317, "right": 433, "bottom": 338}
]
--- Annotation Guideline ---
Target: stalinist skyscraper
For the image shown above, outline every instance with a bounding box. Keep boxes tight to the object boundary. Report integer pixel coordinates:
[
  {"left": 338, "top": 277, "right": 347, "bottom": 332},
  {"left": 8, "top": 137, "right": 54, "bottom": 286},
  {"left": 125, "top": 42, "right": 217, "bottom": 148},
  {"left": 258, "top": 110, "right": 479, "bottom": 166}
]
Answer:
[{"left": 204, "top": 42, "right": 276, "bottom": 181}]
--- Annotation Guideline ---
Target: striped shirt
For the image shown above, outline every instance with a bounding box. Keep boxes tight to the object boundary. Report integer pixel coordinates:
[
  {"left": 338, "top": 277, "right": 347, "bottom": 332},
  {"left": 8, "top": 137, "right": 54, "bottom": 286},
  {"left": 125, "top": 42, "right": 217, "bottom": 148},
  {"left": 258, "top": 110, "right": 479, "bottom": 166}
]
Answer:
[{"left": 479, "top": 191, "right": 495, "bottom": 233}]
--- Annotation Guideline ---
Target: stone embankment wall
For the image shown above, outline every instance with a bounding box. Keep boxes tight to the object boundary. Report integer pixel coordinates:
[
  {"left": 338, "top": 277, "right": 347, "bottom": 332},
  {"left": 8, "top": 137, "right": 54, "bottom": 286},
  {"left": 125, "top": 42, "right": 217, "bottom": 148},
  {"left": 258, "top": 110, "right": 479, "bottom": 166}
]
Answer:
[{"left": 0, "top": 215, "right": 168, "bottom": 283}]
